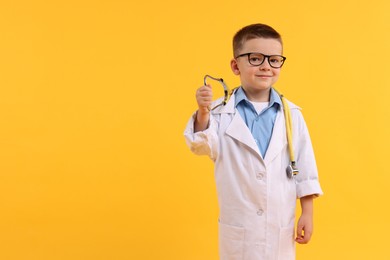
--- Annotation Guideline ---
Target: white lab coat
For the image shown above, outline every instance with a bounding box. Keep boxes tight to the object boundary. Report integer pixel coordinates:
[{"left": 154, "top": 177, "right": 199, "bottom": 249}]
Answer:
[{"left": 184, "top": 90, "right": 323, "bottom": 260}]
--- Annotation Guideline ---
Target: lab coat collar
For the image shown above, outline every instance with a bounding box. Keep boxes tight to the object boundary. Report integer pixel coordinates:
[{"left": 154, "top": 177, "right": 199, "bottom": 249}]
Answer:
[
  {"left": 224, "top": 105, "right": 288, "bottom": 165},
  {"left": 264, "top": 111, "right": 287, "bottom": 165},
  {"left": 210, "top": 90, "right": 237, "bottom": 115},
  {"left": 211, "top": 87, "right": 283, "bottom": 115},
  {"left": 225, "top": 111, "right": 261, "bottom": 158},
  {"left": 234, "top": 87, "right": 282, "bottom": 109},
  {"left": 213, "top": 87, "right": 296, "bottom": 165}
]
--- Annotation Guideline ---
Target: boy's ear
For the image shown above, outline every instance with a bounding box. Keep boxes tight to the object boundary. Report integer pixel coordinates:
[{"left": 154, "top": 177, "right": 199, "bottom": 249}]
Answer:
[{"left": 230, "top": 59, "right": 240, "bottom": 75}]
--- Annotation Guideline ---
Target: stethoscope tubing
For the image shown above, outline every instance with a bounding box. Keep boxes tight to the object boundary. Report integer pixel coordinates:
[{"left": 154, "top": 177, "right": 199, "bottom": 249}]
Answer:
[{"left": 203, "top": 75, "right": 298, "bottom": 178}]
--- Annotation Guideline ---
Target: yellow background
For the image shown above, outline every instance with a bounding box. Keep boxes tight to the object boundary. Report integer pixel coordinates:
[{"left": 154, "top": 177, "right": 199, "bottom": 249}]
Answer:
[{"left": 0, "top": 0, "right": 389, "bottom": 259}]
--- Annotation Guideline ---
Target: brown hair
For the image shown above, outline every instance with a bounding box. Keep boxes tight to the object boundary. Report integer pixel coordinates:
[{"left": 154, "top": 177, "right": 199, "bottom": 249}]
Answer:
[{"left": 233, "top": 23, "right": 283, "bottom": 57}]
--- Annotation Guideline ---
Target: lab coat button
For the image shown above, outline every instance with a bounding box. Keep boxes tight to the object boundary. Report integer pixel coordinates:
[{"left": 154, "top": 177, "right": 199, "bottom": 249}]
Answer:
[
  {"left": 256, "top": 173, "right": 263, "bottom": 180},
  {"left": 257, "top": 209, "right": 264, "bottom": 216}
]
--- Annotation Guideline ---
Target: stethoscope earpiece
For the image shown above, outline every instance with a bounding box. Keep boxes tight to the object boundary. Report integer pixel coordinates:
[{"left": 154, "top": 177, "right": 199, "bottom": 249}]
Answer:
[{"left": 203, "top": 75, "right": 231, "bottom": 110}]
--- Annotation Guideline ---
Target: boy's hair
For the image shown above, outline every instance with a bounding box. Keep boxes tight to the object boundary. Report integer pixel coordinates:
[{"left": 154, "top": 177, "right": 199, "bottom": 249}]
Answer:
[{"left": 233, "top": 23, "right": 283, "bottom": 57}]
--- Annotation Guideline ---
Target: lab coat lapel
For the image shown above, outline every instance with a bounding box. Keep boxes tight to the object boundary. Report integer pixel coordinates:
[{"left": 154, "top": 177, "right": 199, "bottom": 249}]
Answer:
[
  {"left": 264, "top": 111, "right": 287, "bottom": 166},
  {"left": 214, "top": 90, "right": 261, "bottom": 158},
  {"left": 225, "top": 112, "right": 261, "bottom": 158}
]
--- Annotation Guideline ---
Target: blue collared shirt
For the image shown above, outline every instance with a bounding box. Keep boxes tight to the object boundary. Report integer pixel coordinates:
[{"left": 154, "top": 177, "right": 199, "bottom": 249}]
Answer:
[{"left": 235, "top": 87, "right": 282, "bottom": 158}]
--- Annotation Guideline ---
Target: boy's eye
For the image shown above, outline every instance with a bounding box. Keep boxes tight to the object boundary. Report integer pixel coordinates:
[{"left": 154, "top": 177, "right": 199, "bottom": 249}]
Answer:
[
  {"left": 270, "top": 56, "right": 284, "bottom": 64},
  {"left": 249, "top": 54, "right": 264, "bottom": 64},
  {"left": 245, "top": 53, "right": 285, "bottom": 67},
  {"left": 250, "top": 57, "right": 261, "bottom": 62}
]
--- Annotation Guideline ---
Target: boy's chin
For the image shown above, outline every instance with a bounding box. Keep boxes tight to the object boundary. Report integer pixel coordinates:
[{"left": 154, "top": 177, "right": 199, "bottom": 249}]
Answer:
[
  {"left": 242, "top": 82, "right": 273, "bottom": 91},
  {"left": 250, "top": 85, "right": 273, "bottom": 91}
]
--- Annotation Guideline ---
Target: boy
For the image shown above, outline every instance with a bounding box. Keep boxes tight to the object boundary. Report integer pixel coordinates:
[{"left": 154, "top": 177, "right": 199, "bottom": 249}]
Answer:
[{"left": 184, "top": 24, "right": 323, "bottom": 260}]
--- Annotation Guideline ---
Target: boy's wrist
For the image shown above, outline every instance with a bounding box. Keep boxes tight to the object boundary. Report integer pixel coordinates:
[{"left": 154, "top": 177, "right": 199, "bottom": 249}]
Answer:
[
  {"left": 300, "top": 195, "right": 314, "bottom": 215},
  {"left": 196, "top": 109, "right": 209, "bottom": 119},
  {"left": 194, "top": 109, "right": 210, "bottom": 132},
  {"left": 197, "top": 106, "right": 210, "bottom": 115},
  {"left": 301, "top": 208, "right": 313, "bottom": 217}
]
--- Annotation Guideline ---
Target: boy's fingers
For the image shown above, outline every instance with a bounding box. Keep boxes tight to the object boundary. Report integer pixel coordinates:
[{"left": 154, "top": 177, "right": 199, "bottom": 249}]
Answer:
[
  {"left": 196, "top": 84, "right": 214, "bottom": 110},
  {"left": 198, "top": 91, "right": 212, "bottom": 99},
  {"left": 295, "top": 226, "right": 304, "bottom": 243},
  {"left": 198, "top": 85, "right": 212, "bottom": 95},
  {"left": 296, "top": 225, "right": 303, "bottom": 238},
  {"left": 295, "top": 227, "right": 312, "bottom": 244},
  {"left": 296, "top": 235, "right": 310, "bottom": 244},
  {"left": 303, "top": 229, "right": 312, "bottom": 241},
  {"left": 196, "top": 86, "right": 213, "bottom": 104}
]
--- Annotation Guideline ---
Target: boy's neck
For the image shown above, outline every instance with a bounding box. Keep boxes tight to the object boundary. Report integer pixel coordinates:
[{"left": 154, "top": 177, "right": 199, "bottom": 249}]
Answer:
[{"left": 242, "top": 87, "right": 271, "bottom": 102}]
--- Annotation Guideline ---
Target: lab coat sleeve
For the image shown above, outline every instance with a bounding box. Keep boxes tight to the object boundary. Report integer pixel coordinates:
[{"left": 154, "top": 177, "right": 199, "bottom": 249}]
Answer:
[
  {"left": 293, "top": 109, "right": 323, "bottom": 198},
  {"left": 184, "top": 111, "right": 219, "bottom": 161}
]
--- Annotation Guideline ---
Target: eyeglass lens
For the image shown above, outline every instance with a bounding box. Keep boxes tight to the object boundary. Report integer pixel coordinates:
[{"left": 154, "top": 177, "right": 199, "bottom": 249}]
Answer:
[{"left": 248, "top": 53, "right": 285, "bottom": 68}]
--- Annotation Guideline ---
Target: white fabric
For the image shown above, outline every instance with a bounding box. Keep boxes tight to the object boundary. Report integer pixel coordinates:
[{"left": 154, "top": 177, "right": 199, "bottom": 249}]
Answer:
[
  {"left": 248, "top": 100, "right": 269, "bottom": 114},
  {"left": 184, "top": 92, "right": 323, "bottom": 260}
]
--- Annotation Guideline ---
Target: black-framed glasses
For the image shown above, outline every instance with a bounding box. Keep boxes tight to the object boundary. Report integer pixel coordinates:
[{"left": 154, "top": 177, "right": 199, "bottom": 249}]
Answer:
[{"left": 235, "top": 52, "right": 286, "bottom": 68}]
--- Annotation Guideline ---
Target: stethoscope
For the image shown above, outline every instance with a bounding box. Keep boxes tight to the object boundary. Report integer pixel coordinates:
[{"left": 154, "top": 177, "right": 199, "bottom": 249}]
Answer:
[{"left": 204, "top": 74, "right": 299, "bottom": 179}]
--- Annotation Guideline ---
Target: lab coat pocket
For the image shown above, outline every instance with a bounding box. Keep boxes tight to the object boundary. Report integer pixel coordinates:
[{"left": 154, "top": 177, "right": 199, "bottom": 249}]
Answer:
[
  {"left": 278, "top": 226, "right": 295, "bottom": 260},
  {"left": 218, "top": 221, "right": 245, "bottom": 260}
]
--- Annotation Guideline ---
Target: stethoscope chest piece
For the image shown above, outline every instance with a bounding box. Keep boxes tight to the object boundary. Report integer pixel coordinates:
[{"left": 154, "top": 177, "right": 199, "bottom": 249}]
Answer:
[{"left": 286, "top": 162, "right": 299, "bottom": 179}]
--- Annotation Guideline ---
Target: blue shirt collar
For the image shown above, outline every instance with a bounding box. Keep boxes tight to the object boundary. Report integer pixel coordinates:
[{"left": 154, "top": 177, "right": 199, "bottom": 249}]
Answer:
[{"left": 234, "top": 87, "right": 282, "bottom": 108}]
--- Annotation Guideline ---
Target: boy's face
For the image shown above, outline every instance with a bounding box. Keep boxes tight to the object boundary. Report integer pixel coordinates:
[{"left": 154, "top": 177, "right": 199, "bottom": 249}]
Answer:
[{"left": 231, "top": 38, "right": 283, "bottom": 94}]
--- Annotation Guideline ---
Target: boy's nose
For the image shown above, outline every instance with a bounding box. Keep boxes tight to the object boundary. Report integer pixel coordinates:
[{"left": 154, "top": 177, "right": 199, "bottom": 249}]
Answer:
[{"left": 259, "top": 59, "right": 271, "bottom": 70}]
